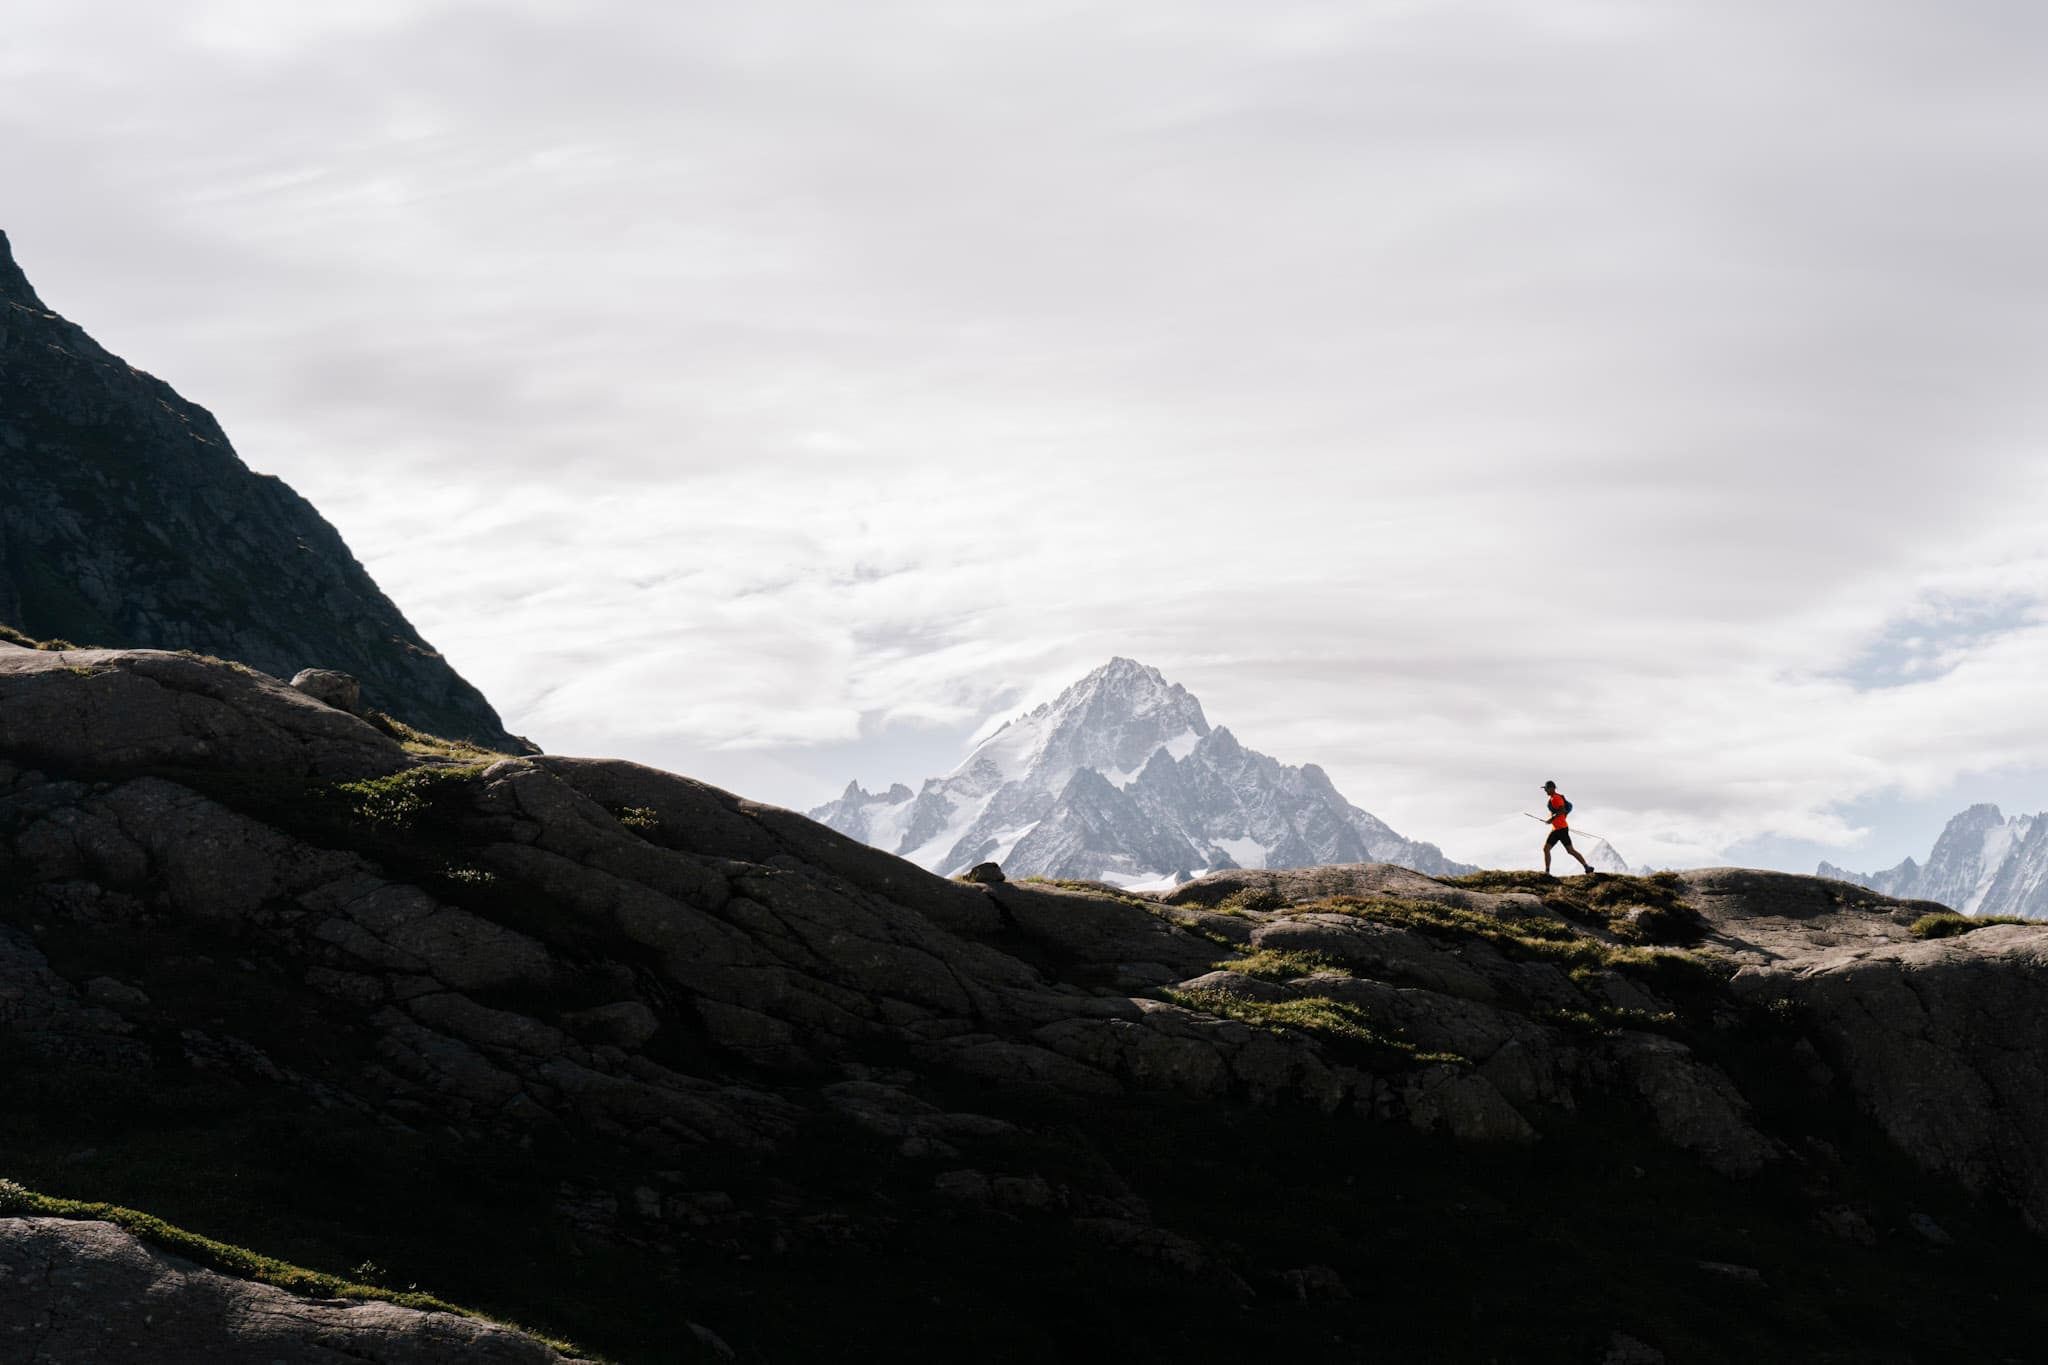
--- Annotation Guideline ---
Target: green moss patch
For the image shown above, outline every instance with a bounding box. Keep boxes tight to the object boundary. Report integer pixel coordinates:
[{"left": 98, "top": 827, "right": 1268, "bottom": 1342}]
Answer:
[
  {"left": 366, "top": 710, "right": 510, "bottom": 763},
  {"left": 332, "top": 763, "right": 492, "bottom": 830},
  {"left": 1911, "top": 912, "right": 2036, "bottom": 940},
  {"left": 1219, "top": 948, "right": 1349, "bottom": 981},
  {"left": 1215, "top": 887, "right": 1288, "bottom": 913},
  {"left": 1158, "top": 987, "right": 1461, "bottom": 1066},
  {"left": 612, "top": 805, "right": 660, "bottom": 833},
  {"left": 1445, "top": 869, "right": 1706, "bottom": 945},
  {"left": 1315, "top": 893, "right": 1575, "bottom": 944},
  {"left": 1304, "top": 894, "right": 1730, "bottom": 1000}
]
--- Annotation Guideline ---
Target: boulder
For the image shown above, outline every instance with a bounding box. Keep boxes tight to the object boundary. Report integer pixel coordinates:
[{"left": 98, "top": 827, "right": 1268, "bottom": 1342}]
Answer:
[
  {"left": 1606, "top": 1031, "right": 1777, "bottom": 1177},
  {"left": 291, "top": 667, "right": 364, "bottom": 714},
  {"left": 1735, "top": 923, "right": 2048, "bottom": 1227}
]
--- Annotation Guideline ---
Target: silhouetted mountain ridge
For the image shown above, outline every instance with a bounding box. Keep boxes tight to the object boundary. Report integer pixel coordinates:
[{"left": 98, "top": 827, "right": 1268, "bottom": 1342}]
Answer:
[{"left": 0, "top": 228, "right": 525, "bottom": 750}]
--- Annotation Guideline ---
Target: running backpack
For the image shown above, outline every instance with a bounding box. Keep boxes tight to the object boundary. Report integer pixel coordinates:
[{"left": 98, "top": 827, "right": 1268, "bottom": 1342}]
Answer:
[{"left": 1559, "top": 798, "right": 1573, "bottom": 817}]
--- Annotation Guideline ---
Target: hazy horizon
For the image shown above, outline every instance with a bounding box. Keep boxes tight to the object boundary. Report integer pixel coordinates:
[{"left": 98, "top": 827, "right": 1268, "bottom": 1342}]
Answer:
[{"left": 10, "top": 1, "right": 2048, "bottom": 873}]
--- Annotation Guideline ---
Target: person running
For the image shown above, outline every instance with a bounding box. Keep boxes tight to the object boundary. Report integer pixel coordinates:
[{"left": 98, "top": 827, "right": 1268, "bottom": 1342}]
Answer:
[{"left": 1540, "top": 780, "right": 1595, "bottom": 876}]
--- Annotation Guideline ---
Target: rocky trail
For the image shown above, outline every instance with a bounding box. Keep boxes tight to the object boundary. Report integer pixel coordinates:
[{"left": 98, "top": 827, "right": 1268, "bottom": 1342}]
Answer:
[{"left": 3, "top": 643, "right": 2046, "bottom": 1363}]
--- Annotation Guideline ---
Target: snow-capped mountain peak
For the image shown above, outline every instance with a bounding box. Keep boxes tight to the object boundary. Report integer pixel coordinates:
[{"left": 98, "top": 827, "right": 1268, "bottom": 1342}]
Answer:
[
  {"left": 1820, "top": 802, "right": 2048, "bottom": 919},
  {"left": 947, "top": 657, "right": 1210, "bottom": 793},
  {"left": 810, "top": 659, "right": 1469, "bottom": 888}
]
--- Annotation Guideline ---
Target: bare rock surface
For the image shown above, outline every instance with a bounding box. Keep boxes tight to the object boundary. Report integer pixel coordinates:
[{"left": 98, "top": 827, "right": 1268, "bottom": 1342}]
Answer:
[
  {"left": 1736, "top": 920, "right": 2048, "bottom": 1227},
  {"left": 1164, "top": 862, "right": 1499, "bottom": 910},
  {"left": 0, "top": 1218, "right": 592, "bottom": 1364},
  {"left": 0, "top": 648, "right": 407, "bottom": 780},
  {"left": 1686, "top": 867, "right": 1946, "bottom": 966},
  {"left": 0, "top": 656, "right": 2035, "bottom": 1182},
  {"left": 3, "top": 649, "right": 2047, "bottom": 1359}
]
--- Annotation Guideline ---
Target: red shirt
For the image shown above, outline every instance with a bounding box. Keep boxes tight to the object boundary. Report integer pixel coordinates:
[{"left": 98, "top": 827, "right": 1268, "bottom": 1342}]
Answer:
[{"left": 1548, "top": 793, "right": 1568, "bottom": 829}]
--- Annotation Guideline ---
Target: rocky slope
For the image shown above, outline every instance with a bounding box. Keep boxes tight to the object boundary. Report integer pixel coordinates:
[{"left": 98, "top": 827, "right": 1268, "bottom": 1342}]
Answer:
[
  {"left": 810, "top": 658, "right": 1473, "bottom": 886},
  {"left": 1821, "top": 802, "right": 2048, "bottom": 919},
  {"left": 0, "top": 229, "right": 524, "bottom": 750},
  {"left": 3, "top": 643, "right": 2046, "bottom": 1361},
  {"left": 0, "top": 1216, "right": 592, "bottom": 1365}
]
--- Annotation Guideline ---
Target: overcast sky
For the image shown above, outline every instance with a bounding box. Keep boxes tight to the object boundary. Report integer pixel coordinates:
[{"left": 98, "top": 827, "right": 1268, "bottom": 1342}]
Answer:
[{"left": 8, "top": 0, "right": 2048, "bottom": 871}]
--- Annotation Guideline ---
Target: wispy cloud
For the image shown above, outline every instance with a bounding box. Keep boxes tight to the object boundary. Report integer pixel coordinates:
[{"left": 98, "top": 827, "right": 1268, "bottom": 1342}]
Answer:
[{"left": 7, "top": 0, "right": 2048, "bottom": 870}]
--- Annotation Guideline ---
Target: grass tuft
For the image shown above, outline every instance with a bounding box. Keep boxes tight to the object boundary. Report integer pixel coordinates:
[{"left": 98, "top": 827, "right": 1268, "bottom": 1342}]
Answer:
[
  {"left": 1217, "top": 887, "right": 1289, "bottom": 914},
  {"left": 440, "top": 864, "right": 498, "bottom": 887},
  {"left": 365, "top": 711, "right": 509, "bottom": 763},
  {"left": 171, "top": 649, "right": 257, "bottom": 674},
  {"left": 1317, "top": 895, "right": 1576, "bottom": 944},
  {"left": 1221, "top": 948, "right": 1350, "bottom": 981},
  {"left": 331, "top": 765, "right": 489, "bottom": 829},
  {"left": 1537, "top": 1004, "right": 1682, "bottom": 1036},
  {"left": 1910, "top": 912, "right": 2035, "bottom": 940},
  {"left": 1018, "top": 877, "right": 1160, "bottom": 908},
  {"left": 613, "top": 806, "right": 660, "bottom": 833},
  {"left": 0, "top": 621, "right": 84, "bottom": 651},
  {"left": 1159, "top": 988, "right": 1461, "bottom": 1065}
]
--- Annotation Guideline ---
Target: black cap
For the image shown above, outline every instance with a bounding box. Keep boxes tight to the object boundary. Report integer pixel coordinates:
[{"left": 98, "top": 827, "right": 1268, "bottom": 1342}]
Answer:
[{"left": 1541, "top": 780, "right": 1556, "bottom": 790}]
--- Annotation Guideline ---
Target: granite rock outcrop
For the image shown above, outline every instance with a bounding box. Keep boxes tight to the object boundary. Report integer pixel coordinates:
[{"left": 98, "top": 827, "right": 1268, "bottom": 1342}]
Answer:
[
  {"left": 0, "top": 1217, "right": 593, "bottom": 1365},
  {"left": 3, "top": 648, "right": 2045, "bottom": 1361},
  {"left": 0, "top": 229, "right": 525, "bottom": 750}
]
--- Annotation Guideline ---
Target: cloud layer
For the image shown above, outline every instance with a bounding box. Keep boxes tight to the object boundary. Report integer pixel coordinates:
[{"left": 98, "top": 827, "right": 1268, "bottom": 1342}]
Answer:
[{"left": 8, "top": 0, "right": 2048, "bottom": 869}]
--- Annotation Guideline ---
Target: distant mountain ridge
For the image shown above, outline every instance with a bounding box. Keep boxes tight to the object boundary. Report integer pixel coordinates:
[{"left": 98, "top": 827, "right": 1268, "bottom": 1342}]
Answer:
[
  {"left": 810, "top": 658, "right": 1477, "bottom": 886},
  {"left": 1821, "top": 803, "right": 2048, "bottom": 919},
  {"left": 0, "top": 229, "right": 525, "bottom": 749}
]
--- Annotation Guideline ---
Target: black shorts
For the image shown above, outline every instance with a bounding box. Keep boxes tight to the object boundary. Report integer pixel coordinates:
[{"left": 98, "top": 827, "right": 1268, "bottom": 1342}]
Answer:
[{"left": 1544, "top": 827, "right": 1575, "bottom": 850}]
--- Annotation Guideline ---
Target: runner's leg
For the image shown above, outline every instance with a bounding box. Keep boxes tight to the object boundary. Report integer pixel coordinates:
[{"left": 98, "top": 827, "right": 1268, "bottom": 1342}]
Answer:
[{"left": 1561, "top": 830, "right": 1594, "bottom": 873}]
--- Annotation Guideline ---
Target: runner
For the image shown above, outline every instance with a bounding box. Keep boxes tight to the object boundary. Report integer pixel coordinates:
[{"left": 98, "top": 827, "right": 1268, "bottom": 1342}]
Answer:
[{"left": 1540, "top": 780, "right": 1595, "bottom": 877}]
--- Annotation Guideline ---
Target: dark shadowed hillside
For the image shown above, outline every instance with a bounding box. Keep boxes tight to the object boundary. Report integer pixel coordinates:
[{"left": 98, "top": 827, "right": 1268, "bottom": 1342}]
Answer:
[
  {"left": 0, "top": 230, "right": 525, "bottom": 750},
  {"left": 3, "top": 643, "right": 2046, "bottom": 1363}
]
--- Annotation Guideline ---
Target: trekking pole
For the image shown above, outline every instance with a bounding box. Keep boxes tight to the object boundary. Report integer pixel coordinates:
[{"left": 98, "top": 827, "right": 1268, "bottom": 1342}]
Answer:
[{"left": 1523, "top": 812, "right": 1608, "bottom": 842}]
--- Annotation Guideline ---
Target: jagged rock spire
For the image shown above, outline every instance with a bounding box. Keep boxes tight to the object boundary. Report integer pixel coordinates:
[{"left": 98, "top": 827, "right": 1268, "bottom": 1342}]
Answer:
[{"left": 0, "top": 229, "right": 44, "bottom": 308}]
